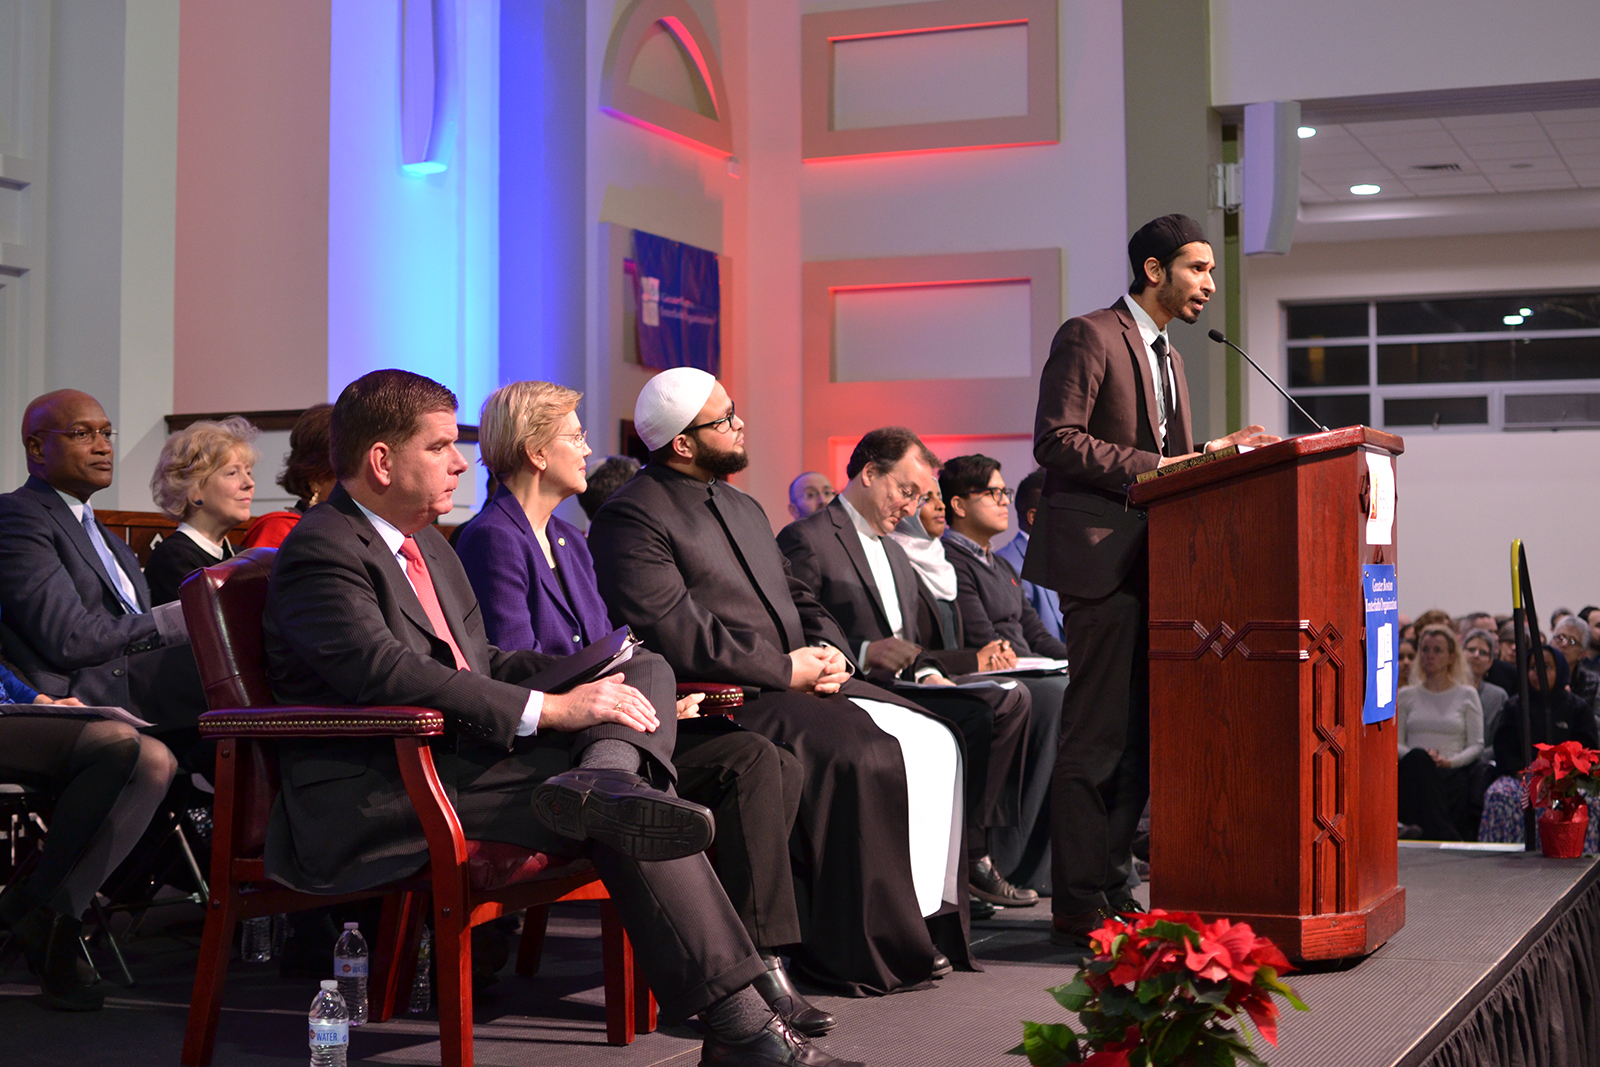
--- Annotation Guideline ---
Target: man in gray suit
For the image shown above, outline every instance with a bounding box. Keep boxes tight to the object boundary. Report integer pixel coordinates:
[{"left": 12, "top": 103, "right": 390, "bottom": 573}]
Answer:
[
  {"left": 0, "top": 390, "right": 205, "bottom": 729},
  {"left": 1024, "top": 215, "right": 1276, "bottom": 946}
]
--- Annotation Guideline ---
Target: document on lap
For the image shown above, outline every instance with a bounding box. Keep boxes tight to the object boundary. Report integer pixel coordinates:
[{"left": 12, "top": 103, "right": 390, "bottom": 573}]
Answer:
[
  {"left": 969, "top": 657, "right": 1071, "bottom": 675},
  {"left": 0, "top": 703, "right": 153, "bottom": 727},
  {"left": 522, "top": 626, "right": 641, "bottom": 694}
]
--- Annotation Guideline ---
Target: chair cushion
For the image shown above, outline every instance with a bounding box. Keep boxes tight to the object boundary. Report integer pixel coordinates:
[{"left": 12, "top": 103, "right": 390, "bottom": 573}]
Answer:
[
  {"left": 464, "top": 841, "right": 594, "bottom": 892},
  {"left": 180, "top": 547, "right": 280, "bottom": 709}
]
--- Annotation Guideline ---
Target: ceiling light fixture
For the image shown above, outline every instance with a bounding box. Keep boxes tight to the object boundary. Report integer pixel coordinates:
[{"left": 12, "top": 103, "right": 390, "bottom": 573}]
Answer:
[
  {"left": 1350, "top": 184, "right": 1381, "bottom": 195},
  {"left": 1503, "top": 314, "right": 1525, "bottom": 326},
  {"left": 1520, "top": 307, "right": 1533, "bottom": 316},
  {"left": 1297, "top": 126, "right": 1316, "bottom": 139}
]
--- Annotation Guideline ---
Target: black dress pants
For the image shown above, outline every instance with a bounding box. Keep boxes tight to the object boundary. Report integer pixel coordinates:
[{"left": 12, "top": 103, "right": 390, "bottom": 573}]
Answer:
[
  {"left": 449, "top": 652, "right": 765, "bottom": 1021},
  {"left": 674, "top": 718, "right": 805, "bottom": 950},
  {"left": 989, "top": 672, "right": 1068, "bottom": 891},
  {"left": 1051, "top": 566, "right": 1150, "bottom": 916},
  {"left": 1397, "top": 748, "right": 1473, "bottom": 840},
  {"left": 897, "top": 680, "right": 1030, "bottom": 854}
]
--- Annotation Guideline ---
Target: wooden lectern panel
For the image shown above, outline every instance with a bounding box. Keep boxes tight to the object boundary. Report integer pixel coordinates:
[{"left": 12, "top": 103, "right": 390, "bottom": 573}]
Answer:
[{"left": 1131, "top": 427, "right": 1405, "bottom": 960}]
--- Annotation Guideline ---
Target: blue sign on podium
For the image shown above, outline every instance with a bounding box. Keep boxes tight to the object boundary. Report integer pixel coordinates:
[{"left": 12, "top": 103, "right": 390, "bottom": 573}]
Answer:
[{"left": 1362, "top": 565, "right": 1399, "bottom": 724}]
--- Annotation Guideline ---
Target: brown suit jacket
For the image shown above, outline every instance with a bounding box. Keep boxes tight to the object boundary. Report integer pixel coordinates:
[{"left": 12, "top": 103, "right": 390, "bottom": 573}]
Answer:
[{"left": 1023, "top": 298, "right": 1198, "bottom": 600}]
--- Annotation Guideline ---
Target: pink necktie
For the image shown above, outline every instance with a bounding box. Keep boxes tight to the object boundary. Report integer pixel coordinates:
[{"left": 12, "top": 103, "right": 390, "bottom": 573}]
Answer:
[{"left": 399, "top": 537, "right": 470, "bottom": 671}]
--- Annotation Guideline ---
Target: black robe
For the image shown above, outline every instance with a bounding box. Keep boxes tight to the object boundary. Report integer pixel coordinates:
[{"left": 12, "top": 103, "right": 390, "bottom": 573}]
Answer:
[{"left": 587, "top": 462, "right": 972, "bottom": 995}]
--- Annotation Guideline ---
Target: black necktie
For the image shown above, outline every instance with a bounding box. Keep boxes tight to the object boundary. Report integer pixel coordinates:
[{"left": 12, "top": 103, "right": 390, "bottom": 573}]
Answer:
[{"left": 1151, "top": 334, "right": 1174, "bottom": 454}]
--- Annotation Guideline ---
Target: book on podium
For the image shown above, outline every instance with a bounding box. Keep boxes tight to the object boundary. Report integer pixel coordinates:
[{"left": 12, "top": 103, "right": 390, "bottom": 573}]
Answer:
[{"left": 1127, "top": 425, "right": 1406, "bottom": 961}]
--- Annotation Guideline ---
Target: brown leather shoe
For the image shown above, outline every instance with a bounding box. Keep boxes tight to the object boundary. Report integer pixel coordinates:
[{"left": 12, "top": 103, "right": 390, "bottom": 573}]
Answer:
[{"left": 1049, "top": 907, "right": 1115, "bottom": 950}]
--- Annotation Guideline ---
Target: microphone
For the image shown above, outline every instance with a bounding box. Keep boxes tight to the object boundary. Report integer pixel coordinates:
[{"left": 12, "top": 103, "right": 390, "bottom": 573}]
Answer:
[{"left": 1206, "top": 329, "right": 1329, "bottom": 433}]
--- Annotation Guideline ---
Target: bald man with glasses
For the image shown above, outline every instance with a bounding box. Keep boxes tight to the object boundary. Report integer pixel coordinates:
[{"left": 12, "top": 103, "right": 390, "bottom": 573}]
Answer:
[{"left": 0, "top": 390, "right": 207, "bottom": 732}]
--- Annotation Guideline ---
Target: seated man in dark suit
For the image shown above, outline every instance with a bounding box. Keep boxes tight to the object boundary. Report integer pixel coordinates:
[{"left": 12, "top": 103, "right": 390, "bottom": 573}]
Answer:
[
  {"left": 939, "top": 454, "right": 1071, "bottom": 898},
  {"left": 994, "top": 469, "right": 1064, "bottom": 644},
  {"left": 776, "top": 429, "right": 1035, "bottom": 911},
  {"left": 263, "top": 369, "right": 858, "bottom": 1067},
  {"left": 0, "top": 390, "right": 206, "bottom": 732}
]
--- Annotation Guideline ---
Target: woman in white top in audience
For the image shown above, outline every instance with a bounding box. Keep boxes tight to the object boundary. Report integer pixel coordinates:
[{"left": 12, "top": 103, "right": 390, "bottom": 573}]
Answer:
[
  {"left": 1462, "top": 628, "right": 1509, "bottom": 745},
  {"left": 1396, "top": 624, "right": 1484, "bottom": 840}
]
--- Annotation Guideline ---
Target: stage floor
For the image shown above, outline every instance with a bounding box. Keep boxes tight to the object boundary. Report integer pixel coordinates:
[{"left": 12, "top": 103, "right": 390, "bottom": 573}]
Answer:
[{"left": 1, "top": 848, "right": 1594, "bottom": 1066}]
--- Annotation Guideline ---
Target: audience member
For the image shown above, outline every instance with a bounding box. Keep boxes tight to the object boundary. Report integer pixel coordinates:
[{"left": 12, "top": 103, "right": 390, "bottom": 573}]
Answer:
[
  {"left": 1412, "top": 609, "right": 1453, "bottom": 635},
  {"left": 1462, "top": 628, "right": 1509, "bottom": 744},
  {"left": 1550, "top": 615, "right": 1600, "bottom": 729},
  {"left": 242, "top": 403, "right": 336, "bottom": 550},
  {"left": 0, "top": 391, "right": 205, "bottom": 731},
  {"left": 1397, "top": 638, "right": 1417, "bottom": 683},
  {"left": 588, "top": 368, "right": 971, "bottom": 996},
  {"left": 1582, "top": 606, "right": 1600, "bottom": 671},
  {"left": 939, "top": 454, "right": 1071, "bottom": 897},
  {"left": 576, "top": 455, "right": 640, "bottom": 521},
  {"left": 144, "top": 417, "right": 258, "bottom": 605},
  {"left": 261, "top": 369, "right": 855, "bottom": 1066},
  {"left": 453, "top": 381, "right": 832, "bottom": 1036},
  {"left": 996, "top": 469, "right": 1064, "bottom": 644},
  {"left": 777, "top": 429, "right": 1035, "bottom": 914},
  {"left": 0, "top": 661, "right": 177, "bottom": 1010},
  {"left": 1458, "top": 611, "right": 1495, "bottom": 638},
  {"left": 1479, "top": 645, "right": 1600, "bottom": 853},
  {"left": 1395, "top": 625, "right": 1483, "bottom": 840},
  {"left": 786, "top": 471, "right": 835, "bottom": 522}
]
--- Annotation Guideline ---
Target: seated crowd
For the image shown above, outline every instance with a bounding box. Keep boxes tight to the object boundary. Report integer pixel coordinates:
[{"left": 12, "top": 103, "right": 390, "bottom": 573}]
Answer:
[
  {"left": 0, "top": 373, "right": 1076, "bottom": 1067},
  {"left": 1394, "top": 606, "right": 1600, "bottom": 853}
]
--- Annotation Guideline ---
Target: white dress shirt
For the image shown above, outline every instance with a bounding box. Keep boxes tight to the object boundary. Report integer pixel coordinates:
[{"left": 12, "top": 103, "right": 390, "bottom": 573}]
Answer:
[
  {"left": 838, "top": 496, "right": 939, "bottom": 680},
  {"left": 1122, "top": 296, "right": 1175, "bottom": 450},
  {"left": 353, "top": 500, "right": 543, "bottom": 735}
]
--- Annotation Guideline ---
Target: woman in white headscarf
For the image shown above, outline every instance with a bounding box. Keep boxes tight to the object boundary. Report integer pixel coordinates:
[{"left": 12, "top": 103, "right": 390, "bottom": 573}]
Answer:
[{"left": 889, "top": 495, "right": 1014, "bottom": 672}]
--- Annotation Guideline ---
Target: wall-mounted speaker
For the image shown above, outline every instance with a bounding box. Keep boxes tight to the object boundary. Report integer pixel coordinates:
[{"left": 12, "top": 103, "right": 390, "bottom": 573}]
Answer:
[{"left": 1242, "top": 100, "right": 1301, "bottom": 256}]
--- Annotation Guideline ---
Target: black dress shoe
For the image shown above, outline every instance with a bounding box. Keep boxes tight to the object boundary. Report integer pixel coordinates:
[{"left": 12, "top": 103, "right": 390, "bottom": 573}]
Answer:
[
  {"left": 969, "top": 897, "right": 997, "bottom": 921},
  {"left": 969, "top": 855, "right": 1039, "bottom": 907},
  {"left": 1106, "top": 893, "right": 1145, "bottom": 918},
  {"left": 700, "top": 1015, "right": 864, "bottom": 1066},
  {"left": 39, "top": 913, "right": 104, "bottom": 1012},
  {"left": 930, "top": 951, "right": 952, "bottom": 979},
  {"left": 753, "top": 954, "right": 835, "bottom": 1037},
  {"left": 532, "top": 769, "right": 715, "bottom": 861},
  {"left": 1049, "top": 907, "right": 1115, "bottom": 950}
]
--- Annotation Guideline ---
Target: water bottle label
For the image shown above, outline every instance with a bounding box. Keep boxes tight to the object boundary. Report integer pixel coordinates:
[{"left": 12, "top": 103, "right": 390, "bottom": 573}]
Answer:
[
  {"left": 335, "top": 957, "right": 369, "bottom": 977},
  {"left": 309, "top": 1022, "right": 349, "bottom": 1046}
]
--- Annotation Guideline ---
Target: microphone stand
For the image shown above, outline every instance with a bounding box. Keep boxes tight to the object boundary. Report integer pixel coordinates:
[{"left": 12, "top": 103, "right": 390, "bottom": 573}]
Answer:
[{"left": 1207, "top": 329, "right": 1329, "bottom": 433}]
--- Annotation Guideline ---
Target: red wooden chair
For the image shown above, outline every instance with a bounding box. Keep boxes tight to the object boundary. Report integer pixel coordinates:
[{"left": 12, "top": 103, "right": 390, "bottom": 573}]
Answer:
[{"left": 179, "top": 548, "right": 658, "bottom": 1067}]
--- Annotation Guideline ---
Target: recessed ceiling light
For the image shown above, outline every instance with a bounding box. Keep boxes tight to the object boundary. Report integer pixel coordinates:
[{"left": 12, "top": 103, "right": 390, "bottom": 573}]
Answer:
[
  {"left": 1297, "top": 126, "right": 1317, "bottom": 139},
  {"left": 1519, "top": 307, "right": 1533, "bottom": 316},
  {"left": 1350, "top": 184, "right": 1381, "bottom": 195},
  {"left": 1503, "top": 314, "right": 1525, "bottom": 326}
]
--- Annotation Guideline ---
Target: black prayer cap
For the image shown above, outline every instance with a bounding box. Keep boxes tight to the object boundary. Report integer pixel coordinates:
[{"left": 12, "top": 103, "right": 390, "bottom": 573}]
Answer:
[{"left": 1127, "top": 214, "right": 1210, "bottom": 279}]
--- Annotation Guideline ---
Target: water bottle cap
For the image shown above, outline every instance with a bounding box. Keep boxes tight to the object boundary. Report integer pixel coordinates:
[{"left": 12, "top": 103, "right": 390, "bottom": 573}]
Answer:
[
  {"left": 321, "top": 980, "right": 338, "bottom": 990},
  {"left": 343, "top": 922, "right": 359, "bottom": 929}
]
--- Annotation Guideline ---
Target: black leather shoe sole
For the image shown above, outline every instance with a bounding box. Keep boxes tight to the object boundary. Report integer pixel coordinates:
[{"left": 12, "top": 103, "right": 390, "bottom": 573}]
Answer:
[{"left": 533, "top": 771, "right": 715, "bottom": 862}]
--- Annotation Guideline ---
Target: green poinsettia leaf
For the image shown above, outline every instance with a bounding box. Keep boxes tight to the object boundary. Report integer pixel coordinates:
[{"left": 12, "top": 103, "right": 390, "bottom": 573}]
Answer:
[
  {"left": 1016, "top": 1022, "right": 1081, "bottom": 1067},
  {"left": 1194, "top": 985, "right": 1231, "bottom": 1008},
  {"left": 1192, "top": 1033, "right": 1241, "bottom": 1067},
  {"left": 1149, "top": 1011, "right": 1208, "bottom": 1066},
  {"left": 1256, "top": 966, "right": 1309, "bottom": 1011},
  {"left": 1050, "top": 976, "right": 1096, "bottom": 1012},
  {"left": 1143, "top": 919, "right": 1202, "bottom": 947}
]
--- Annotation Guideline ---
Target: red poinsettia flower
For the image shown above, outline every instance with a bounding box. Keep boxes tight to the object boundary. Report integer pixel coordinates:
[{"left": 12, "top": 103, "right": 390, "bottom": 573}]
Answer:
[
  {"left": 1184, "top": 918, "right": 1268, "bottom": 984},
  {"left": 1235, "top": 986, "right": 1282, "bottom": 1045}
]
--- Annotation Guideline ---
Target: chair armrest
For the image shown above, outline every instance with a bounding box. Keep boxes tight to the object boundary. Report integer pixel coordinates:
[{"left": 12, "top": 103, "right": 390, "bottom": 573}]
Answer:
[
  {"left": 676, "top": 682, "right": 744, "bottom": 711},
  {"left": 198, "top": 706, "right": 446, "bottom": 739}
]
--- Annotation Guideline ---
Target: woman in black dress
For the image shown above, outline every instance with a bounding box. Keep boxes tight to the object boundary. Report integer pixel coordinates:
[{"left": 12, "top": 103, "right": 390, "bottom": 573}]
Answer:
[{"left": 144, "top": 416, "right": 258, "bottom": 604}]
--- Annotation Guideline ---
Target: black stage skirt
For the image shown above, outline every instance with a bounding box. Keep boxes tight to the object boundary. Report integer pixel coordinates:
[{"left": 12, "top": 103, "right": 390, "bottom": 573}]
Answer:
[{"left": 733, "top": 678, "right": 973, "bottom": 996}]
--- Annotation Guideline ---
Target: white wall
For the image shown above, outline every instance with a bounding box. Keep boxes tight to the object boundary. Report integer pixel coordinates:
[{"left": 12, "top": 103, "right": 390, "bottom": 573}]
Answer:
[
  {"left": 1244, "top": 229, "right": 1600, "bottom": 617},
  {"left": 1211, "top": 0, "right": 1600, "bottom": 106}
]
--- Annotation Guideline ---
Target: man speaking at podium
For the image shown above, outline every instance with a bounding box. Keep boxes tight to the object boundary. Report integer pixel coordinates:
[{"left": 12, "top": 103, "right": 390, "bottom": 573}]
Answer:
[{"left": 1023, "top": 214, "right": 1277, "bottom": 948}]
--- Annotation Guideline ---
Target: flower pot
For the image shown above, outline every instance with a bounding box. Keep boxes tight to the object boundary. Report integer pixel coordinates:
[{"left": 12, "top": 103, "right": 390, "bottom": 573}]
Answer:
[{"left": 1538, "top": 802, "right": 1589, "bottom": 858}]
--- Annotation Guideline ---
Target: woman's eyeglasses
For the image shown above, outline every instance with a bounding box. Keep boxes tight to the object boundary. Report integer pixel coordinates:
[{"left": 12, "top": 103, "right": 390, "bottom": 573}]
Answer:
[{"left": 554, "top": 430, "right": 589, "bottom": 446}]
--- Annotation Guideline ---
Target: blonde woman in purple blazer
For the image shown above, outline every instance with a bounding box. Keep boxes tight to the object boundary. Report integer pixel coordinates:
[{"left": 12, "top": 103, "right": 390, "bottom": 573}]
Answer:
[{"left": 453, "top": 381, "right": 833, "bottom": 1039}]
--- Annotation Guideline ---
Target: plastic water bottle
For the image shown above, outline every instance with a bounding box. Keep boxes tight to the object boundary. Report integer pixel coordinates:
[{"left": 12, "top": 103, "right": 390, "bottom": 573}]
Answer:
[
  {"left": 242, "top": 915, "right": 273, "bottom": 962},
  {"left": 407, "top": 925, "right": 433, "bottom": 1013},
  {"left": 308, "top": 980, "right": 349, "bottom": 1067},
  {"left": 333, "top": 922, "right": 369, "bottom": 1025}
]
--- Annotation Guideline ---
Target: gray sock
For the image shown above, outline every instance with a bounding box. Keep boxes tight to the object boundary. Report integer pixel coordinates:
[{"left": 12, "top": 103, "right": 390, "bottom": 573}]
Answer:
[
  {"left": 578, "top": 738, "right": 642, "bottom": 774},
  {"left": 701, "top": 984, "right": 775, "bottom": 1044}
]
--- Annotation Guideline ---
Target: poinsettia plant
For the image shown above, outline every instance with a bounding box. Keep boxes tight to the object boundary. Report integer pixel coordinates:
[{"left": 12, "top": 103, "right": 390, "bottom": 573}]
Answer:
[
  {"left": 1011, "top": 910, "right": 1307, "bottom": 1067},
  {"left": 1523, "top": 740, "right": 1600, "bottom": 815}
]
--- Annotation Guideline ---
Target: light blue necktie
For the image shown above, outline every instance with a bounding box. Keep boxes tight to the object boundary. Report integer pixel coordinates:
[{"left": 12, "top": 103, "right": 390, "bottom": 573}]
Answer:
[{"left": 80, "top": 502, "right": 143, "bottom": 615}]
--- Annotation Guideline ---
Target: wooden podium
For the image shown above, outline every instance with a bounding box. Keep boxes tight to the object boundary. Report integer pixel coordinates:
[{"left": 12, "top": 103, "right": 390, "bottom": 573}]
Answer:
[{"left": 1127, "top": 426, "right": 1406, "bottom": 960}]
